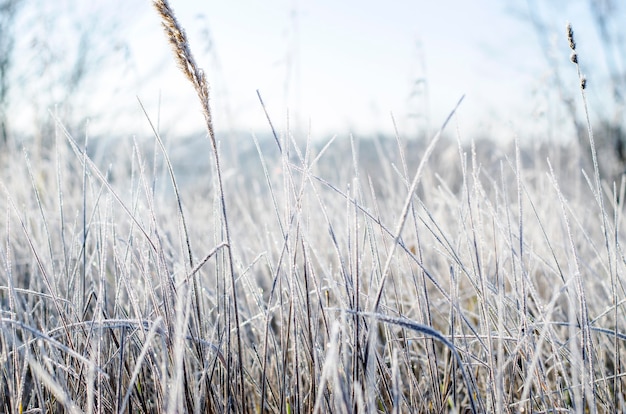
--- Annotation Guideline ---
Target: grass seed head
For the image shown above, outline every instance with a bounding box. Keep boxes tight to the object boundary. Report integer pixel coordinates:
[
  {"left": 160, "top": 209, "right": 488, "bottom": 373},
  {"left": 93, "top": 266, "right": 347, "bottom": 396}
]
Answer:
[
  {"left": 153, "top": 0, "right": 208, "bottom": 101},
  {"left": 566, "top": 22, "right": 576, "bottom": 50}
]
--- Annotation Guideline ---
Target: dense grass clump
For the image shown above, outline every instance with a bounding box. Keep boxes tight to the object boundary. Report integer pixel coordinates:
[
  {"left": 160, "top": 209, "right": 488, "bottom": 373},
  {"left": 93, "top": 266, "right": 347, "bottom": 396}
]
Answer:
[{"left": 1, "top": 4, "right": 625, "bottom": 413}]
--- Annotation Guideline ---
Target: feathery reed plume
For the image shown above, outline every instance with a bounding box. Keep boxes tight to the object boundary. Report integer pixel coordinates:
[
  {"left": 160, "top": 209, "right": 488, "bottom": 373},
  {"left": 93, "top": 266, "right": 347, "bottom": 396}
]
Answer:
[
  {"left": 153, "top": 0, "right": 213, "bottom": 137},
  {"left": 152, "top": 0, "right": 245, "bottom": 409}
]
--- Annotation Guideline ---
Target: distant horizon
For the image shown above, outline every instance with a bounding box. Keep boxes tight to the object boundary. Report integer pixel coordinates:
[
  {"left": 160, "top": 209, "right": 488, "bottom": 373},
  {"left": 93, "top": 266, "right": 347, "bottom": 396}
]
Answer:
[{"left": 4, "top": 0, "right": 624, "bottom": 145}]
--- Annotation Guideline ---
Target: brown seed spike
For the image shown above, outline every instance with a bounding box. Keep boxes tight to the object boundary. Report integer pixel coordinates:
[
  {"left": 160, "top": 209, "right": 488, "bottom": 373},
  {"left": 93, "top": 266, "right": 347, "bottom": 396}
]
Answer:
[
  {"left": 570, "top": 52, "right": 578, "bottom": 64},
  {"left": 566, "top": 23, "right": 576, "bottom": 50}
]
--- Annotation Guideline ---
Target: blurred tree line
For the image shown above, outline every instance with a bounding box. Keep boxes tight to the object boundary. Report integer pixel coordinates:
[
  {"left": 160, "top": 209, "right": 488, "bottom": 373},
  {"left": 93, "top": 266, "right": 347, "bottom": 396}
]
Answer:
[
  {"left": 0, "top": 0, "right": 21, "bottom": 143},
  {"left": 0, "top": 0, "right": 135, "bottom": 148}
]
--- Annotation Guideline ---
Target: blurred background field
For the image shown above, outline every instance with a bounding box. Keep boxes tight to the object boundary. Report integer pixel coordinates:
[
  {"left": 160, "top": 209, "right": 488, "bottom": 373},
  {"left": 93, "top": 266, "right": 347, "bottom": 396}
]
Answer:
[{"left": 0, "top": 0, "right": 624, "bottom": 144}]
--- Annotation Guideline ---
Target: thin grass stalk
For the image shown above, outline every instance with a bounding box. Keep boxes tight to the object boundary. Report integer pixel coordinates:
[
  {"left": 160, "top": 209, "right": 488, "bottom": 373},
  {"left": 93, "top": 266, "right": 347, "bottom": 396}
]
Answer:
[
  {"left": 304, "top": 163, "right": 477, "bottom": 326},
  {"left": 370, "top": 95, "right": 464, "bottom": 312},
  {"left": 152, "top": 1, "right": 245, "bottom": 408},
  {"left": 2, "top": 187, "right": 76, "bottom": 350},
  {"left": 129, "top": 137, "right": 180, "bottom": 356},
  {"left": 466, "top": 144, "right": 512, "bottom": 407},
  {"left": 136, "top": 98, "right": 194, "bottom": 271},
  {"left": 251, "top": 109, "right": 293, "bottom": 412},
  {"left": 81, "top": 133, "right": 88, "bottom": 315},
  {"left": 346, "top": 96, "right": 466, "bottom": 395},
  {"left": 87, "top": 193, "right": 108, "bottom": 412},
  {"left": 547, "top": 158, "right": 595, "bottom": 411},
  {"left": 260, "top": 221, "right": 292, "bottom": 412},
  {"left": 341, "top": 177, "right": 357, "bottom": 406},
  {"left": 513, "top": 138, "right": 535, "bottom": 409},
  {"left": 22, "top": 149, "right": 57, "bottom": 293},
  {"left": 349, "top": 171, "right": 364, "bottom": 406},
  {"left": 252, "top": 133, "right": 285, "bottom": 236},
  {"left": 411, "top": 141, "right": 446, "bottom": 408},
  {"left": 312, "top": 322, "right": 340, "bottom": 414},
  {"left": 392, "top": 114, "right": 441, "bottom": 410},
  {"left": 567, "top": 23, "right": 602, "bottom": 411},
  {"left": 136, "top": 99, "right": 214, "bottom": 407},
  {"left": 28, "top": 358, "right": 83, "bottom": 414},
  {"left": 351, "top": 310, "right": 478, "bottom": 414},
  {"left": 448, "top": 265, "right": 459, "bottom": 409},
  {"left": 391, "top": 348, "right": 400, "bottom": 414},
  {"left": 612, "top": 180, "right": 624, "bottom": 407},
  {"left": 300, "top": 238, "right": 317, "bottom": 411},
  {"left": 54, "top": 120, "right": 71, "bottom": 296},
  {"left": 277, "top": 132, "right": 307, "bottom": 411},
  {"left": 3, "top": 205, "right": 21, "bottom": 414},
  {"left": 54, "top": 116, "right": 175, "bottom": 328},
  {"left": 496, "top": 161, "right": 510, "bottom": 412},
  {"left": 257, "top": 90, "right": 283, "bottom": 154}
]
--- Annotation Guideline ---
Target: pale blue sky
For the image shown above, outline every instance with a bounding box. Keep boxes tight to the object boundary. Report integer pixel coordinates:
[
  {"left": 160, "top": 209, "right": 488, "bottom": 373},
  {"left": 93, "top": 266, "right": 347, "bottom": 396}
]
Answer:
[{"left": 9, "top": 0, "right": 623, "bottom": 141}]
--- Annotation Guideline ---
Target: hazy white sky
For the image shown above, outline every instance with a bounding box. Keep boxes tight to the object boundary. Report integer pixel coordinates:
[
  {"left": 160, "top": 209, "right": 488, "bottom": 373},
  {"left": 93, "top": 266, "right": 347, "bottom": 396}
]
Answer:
[{"left": 9, "top": 0, "right": 624, "bottom": 142}]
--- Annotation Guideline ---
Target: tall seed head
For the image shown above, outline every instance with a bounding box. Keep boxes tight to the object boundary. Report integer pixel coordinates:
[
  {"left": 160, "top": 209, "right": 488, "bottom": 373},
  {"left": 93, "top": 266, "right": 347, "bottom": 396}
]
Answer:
[
  {"left": 566, "top": 22, "right": 576, "bottom": 51},
  {"left": 153, "top": 0, "right": 212, "bottom": 128}
]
